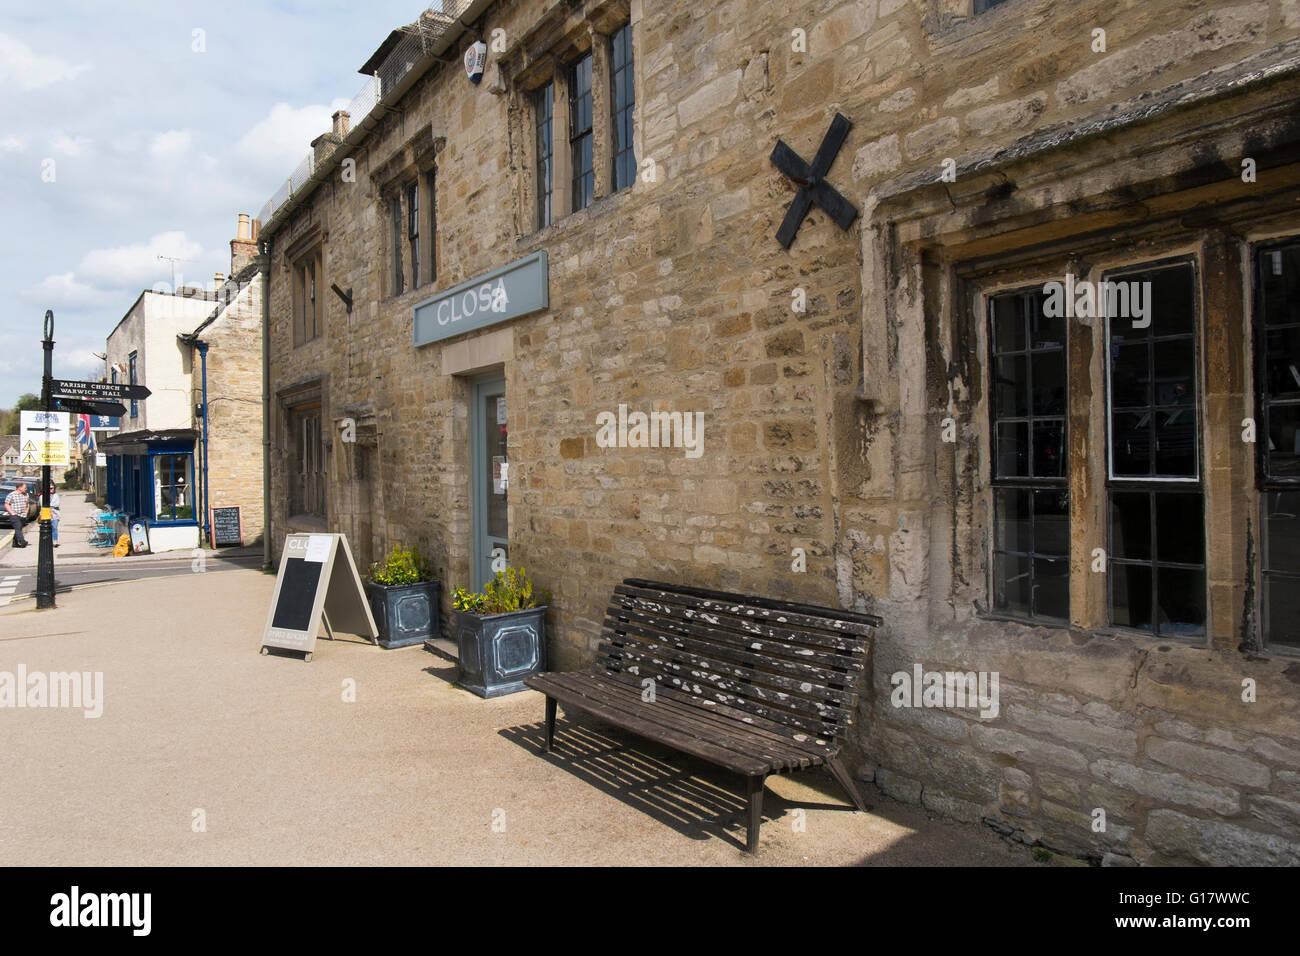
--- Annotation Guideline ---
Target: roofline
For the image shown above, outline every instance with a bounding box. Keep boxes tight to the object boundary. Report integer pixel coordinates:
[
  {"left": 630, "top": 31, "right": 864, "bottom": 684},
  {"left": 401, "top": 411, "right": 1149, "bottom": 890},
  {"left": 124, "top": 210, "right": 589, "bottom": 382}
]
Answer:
[{"left": 259, "top": 0, "right": 497, "bottom": 241}]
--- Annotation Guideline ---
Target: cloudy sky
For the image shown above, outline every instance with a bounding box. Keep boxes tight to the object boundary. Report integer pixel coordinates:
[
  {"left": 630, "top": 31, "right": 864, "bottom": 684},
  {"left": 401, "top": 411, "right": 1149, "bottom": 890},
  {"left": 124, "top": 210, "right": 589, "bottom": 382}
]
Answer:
[{"left": 0, "top": 0, "right": 423, "bottom": 403}]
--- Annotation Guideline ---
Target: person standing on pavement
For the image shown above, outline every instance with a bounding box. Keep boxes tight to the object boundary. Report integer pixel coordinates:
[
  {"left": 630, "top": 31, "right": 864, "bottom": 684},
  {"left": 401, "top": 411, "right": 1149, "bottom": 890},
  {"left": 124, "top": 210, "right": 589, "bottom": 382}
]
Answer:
[
  {"left": 48, "top": 482, "right": 60, "bottom": 548},
  {"left": 5, "top": 481, "right": 29, "bottom": 548}
]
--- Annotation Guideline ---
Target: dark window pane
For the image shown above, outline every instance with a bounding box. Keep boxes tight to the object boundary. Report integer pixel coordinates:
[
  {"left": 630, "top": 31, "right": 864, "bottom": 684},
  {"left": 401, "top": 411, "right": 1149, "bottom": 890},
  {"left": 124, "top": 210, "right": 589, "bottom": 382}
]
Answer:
[
  {"left": 1263, "top": 328, "right": 1300, "bottom": 399},
  {"left": 1034, "top": 489, "right": 1070, "bottom": 556},
  {"left": 1030, "top": 303, "right": 1064, "bottom": 350},
  {"left": 1032, "top": 420, "right": 1065, "bottom": 478},
  {"left": 1149, "top": 265, "right": 1196, "bottom": 338},
  {"left": 1153, "top": 339, "right": 1194, "bottom": 406},
  {"left": 993, "top": 355, "right": 1027, "bottom": 417},
  {"left": 995, "top": 488, "right": 1031, "bottom": 553},
  {"left": 1154, "top": 408, "right": 1197, "bottom": 476},
  {"left": 1264, "top": 576, "right": 1300, "bottom": 648},
  {"left": 1265, "top": 491, "right": 1300, "bottom": 573},
  {"left": 997, "top": 421, "right": 1028, "bottom": 477},
  {"left": 1260, "top": 246, "right": 1300, "bottom": 325},
  {"left": 995, "top": 552, "right": 1031, "bottom": 616},
  {"left": 1110, "top": 492, "right": 1151, "bottom": 561},
  {"left": 1031, "top": 351, "right": 1065, "bottom": 415},
  {"left": 1267, "top": 403, "right": 1300, "bottom": 477},
  {"left": 1111, "top": 563, "right": 1152, "bottom": 631},
  {"left": 1112, "top": 411, "right": 1150, "bottom": 476},
  {"left": 1155, "top": 492, "right": 1204, "bottom": 565},
  {"left": 1111, "top": 343, "right": 1149, "bottom": 408},
  {"left": 991, "top": 295, "right": 1024, "bottom": 353},
  {"left": 1157, "top": 566, "right": 1205, "bottom": 635},
  {"left": 1034, "top": 558, "right": 1069, "bottom": 621}
]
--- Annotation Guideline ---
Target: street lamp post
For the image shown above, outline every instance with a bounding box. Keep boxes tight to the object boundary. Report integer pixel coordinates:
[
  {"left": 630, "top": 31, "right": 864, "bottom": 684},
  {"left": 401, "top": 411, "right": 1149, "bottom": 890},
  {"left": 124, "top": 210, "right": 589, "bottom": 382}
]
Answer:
[{"left": 37, "top": 309, "right": 55, "bottom": 609}]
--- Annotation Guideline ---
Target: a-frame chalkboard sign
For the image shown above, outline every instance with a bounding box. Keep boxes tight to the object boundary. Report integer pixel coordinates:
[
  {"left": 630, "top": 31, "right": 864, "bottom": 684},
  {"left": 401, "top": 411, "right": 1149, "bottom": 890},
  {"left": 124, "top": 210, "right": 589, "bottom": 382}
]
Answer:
[{"left": 260, "top": 533, "right": 378, "bottom": 661}]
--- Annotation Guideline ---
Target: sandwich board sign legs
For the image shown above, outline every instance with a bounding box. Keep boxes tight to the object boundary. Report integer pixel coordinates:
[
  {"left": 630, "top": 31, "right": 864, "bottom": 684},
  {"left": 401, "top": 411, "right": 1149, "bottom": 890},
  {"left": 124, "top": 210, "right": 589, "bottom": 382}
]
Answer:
[{"left": 261, "top": 534, "right": 378, "bottom": 661}]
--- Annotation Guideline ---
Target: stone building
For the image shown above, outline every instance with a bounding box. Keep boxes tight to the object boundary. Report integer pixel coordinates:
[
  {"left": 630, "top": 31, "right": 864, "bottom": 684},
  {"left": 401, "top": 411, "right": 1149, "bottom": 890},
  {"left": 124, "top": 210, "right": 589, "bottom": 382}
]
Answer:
[
  {"left": 256, "top": 0, "right": 1300, "bottom": 864},
  {"left": 102, "top": 286, "right": 217, "bottom": 552},
  {"left": 102, "top": 215, "right": 266, "bottom": 550},
  {"left": 181, "top": 214, "right": 267, "bottom": 546}
]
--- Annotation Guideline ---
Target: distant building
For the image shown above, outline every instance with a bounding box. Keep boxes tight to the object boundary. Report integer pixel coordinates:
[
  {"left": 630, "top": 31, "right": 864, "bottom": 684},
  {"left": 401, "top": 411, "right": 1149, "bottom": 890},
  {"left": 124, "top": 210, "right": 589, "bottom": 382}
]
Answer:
[
  {"left": 100, "top": 216, "right": 266, "bottom": 551},
  {"left": 0, "top": 435, "right": 19, "bottom": 478}
]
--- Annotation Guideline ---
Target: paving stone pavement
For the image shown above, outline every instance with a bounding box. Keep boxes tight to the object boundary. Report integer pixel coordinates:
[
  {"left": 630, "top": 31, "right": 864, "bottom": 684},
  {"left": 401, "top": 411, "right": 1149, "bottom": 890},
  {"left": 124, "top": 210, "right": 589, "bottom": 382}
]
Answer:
[{"left": 0, "top": 569, "right": 1036, "bottom": 866}]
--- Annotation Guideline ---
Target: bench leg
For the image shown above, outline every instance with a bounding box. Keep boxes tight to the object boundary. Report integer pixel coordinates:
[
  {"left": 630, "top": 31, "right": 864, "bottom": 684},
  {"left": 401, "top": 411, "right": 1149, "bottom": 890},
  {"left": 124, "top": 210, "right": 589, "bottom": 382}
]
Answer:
[
  {"left": 745, "top": 774, "right": 766, "bottom": 854},
  {"left": 544, "top": 696, "right": 557, "bottom": 753},
  {"left": 827, "top": 756, "right": 870, "bottom": 813}
]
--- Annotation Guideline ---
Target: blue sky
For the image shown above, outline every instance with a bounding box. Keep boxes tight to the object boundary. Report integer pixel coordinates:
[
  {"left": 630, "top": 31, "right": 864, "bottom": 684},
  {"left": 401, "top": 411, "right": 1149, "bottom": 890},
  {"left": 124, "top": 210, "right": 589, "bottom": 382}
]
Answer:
[{"left": 0, "top": 1, "right": 426, "bottom": 404}]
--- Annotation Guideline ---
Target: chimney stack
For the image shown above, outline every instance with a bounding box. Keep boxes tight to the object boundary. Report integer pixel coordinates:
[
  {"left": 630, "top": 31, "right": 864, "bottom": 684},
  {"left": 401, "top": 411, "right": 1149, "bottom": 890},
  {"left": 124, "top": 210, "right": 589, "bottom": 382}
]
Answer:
[
  {"left": 333, "top": 110, "right": 351, "bottom": 138},
  {"left": 229, "top": 213, "right": 259, "bottom": 275}
]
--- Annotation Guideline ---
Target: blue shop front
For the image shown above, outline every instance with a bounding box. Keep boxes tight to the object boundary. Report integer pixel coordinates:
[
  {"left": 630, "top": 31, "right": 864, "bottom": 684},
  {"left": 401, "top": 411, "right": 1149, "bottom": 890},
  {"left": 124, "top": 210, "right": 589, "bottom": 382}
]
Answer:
[{"left": 99, "top": 429, "right": 200, "bottom": 553}]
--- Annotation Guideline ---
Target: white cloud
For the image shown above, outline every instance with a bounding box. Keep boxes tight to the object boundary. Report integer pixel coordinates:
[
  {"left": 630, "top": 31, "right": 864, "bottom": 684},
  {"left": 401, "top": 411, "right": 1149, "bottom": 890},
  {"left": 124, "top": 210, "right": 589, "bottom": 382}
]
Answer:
[
  {"left": 77, "top": 232, "right": 207, "bottom": 287},
  {"left": 149, "top": 129, "right": 193, "bottom": 160},
  {"left": 233, "top": 99, "right": 350, "bottom": 174},
  {"left": 50, "top": 132, "right": 92, "bottom": 156},
  {"left": 1, "top": 135, "right": 28, "bottom": 153},
  {"left": 22, "top": 272, "right": 112, "bottom": 308},
  {"left": 0, "top": 33, "right": 91, "bottom": 90}
]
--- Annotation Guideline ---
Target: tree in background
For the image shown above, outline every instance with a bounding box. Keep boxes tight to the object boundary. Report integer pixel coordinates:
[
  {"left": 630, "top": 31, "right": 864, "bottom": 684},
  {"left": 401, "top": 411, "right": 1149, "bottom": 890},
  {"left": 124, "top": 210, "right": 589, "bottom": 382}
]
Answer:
[{"left": 0, "top": 394, "right": 42, "bottom": 435}]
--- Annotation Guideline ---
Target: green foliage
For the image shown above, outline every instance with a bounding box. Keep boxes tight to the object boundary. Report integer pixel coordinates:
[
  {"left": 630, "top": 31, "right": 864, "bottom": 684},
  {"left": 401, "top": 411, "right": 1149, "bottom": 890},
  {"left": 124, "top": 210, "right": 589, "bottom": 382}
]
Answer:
[
  {"left": 62, "top": 467, "right": 80, "bottom": 489},
  {"left": 452, "top": 566, "right": 550, "bottom": 615},
  {"left": 369, "top": 545, "right": 433, "bottom": 586}
]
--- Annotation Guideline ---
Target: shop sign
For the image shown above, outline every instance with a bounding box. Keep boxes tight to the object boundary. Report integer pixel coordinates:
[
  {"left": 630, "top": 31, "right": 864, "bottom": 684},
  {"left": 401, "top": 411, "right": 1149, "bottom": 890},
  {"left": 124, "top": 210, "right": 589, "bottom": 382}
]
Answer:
[{"left": 413, "top": 251, "right": 548, "bottom": 347}]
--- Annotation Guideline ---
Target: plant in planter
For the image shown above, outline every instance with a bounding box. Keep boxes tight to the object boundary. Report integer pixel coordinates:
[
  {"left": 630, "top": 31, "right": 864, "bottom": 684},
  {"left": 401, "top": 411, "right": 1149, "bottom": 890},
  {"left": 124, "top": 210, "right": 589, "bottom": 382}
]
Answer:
[
  {"left": 450, "top": 566, "right": 550, "bottom": 698},
  {"left": 365, "top": 546, "right": 440, "bottom": 650}
]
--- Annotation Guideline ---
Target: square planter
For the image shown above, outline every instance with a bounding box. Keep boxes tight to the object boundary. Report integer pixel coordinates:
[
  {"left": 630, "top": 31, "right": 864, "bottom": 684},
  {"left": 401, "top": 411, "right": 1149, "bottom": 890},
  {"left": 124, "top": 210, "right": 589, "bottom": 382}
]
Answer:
[
  {"left": 452, "top": 606, "right": 547, "bottom": 698},
  {"left": 365, "top": 580, "right": 441, "bottom": 649}
]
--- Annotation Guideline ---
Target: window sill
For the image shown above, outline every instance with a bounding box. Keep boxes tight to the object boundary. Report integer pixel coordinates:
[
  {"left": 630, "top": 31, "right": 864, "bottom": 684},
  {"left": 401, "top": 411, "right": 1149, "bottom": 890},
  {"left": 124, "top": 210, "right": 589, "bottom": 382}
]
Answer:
[{"left": 517, "top": 184, "right": 635, "bottom": 248}]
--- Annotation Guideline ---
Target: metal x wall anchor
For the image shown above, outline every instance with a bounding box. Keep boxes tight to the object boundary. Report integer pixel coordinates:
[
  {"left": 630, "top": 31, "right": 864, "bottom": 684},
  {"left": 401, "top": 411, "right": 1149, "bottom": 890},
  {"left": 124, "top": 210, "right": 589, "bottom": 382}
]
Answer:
[{"left": 770, "top": 112, "right": 859, "bottom": 249}]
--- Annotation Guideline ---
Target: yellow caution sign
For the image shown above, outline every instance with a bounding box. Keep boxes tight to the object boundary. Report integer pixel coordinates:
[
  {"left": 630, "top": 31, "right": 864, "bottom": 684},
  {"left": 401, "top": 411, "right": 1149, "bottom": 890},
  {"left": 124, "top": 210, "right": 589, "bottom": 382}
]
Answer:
[{"left": 22, "top": 440, "right": 36, "bottom": 452}]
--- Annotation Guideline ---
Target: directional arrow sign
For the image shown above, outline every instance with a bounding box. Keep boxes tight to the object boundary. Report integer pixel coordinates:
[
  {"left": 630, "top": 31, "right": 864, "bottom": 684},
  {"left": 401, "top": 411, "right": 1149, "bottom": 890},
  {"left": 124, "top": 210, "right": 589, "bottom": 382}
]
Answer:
[
  {"left": 49, "top": 378, "right": 151, "bottom": 402},
  {"left": 53, "top": 397, "right": 128, "bottom": 418}
]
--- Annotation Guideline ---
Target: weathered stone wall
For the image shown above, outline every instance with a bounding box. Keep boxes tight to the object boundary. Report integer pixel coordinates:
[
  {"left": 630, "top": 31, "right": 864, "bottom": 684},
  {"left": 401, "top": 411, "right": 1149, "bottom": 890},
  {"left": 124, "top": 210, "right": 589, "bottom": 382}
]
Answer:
[
  {"left": 261, "top": 0, "right": 1300, "bottom": 864},
  {"left": 191, "top": 273, "right": 265, "bottom": 543}
]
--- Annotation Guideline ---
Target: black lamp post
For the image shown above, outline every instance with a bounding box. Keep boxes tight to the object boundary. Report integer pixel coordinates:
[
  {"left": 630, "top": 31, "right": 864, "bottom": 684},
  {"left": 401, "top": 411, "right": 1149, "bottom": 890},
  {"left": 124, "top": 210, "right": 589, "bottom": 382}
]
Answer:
[{"left": 37, "top": 309, "right": 55, "bottom": 609}]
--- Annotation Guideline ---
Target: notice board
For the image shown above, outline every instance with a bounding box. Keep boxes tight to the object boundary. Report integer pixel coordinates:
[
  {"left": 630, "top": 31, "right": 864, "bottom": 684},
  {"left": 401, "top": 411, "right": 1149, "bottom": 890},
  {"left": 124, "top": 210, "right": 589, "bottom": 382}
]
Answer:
[
  {"left": 260, "top": 534, "right": 377, "bottom": 659},
  {"left": 210, "top": 506, "right": 243, "bottom": 547}
]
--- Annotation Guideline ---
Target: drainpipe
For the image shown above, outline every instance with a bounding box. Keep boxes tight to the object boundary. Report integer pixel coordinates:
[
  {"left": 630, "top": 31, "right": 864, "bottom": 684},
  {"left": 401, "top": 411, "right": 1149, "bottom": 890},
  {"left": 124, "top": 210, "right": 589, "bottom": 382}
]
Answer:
[
  {"left": 260, "top": 244, "right": 272, "bottom": 571},
  {"left": 197, "top": 340, "right": 211, "bottom": 545}
]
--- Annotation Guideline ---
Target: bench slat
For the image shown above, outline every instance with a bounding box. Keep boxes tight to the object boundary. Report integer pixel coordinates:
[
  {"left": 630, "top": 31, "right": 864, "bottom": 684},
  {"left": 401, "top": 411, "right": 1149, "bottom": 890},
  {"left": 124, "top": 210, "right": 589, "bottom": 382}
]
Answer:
[
  {"left": 608, "top": 642, "right": 852, "bottom": 732},
  {"left": 538, "top": 672, "right": 828, "bottom": 771},
  {"left": 592, "top": 670, "right": 837, "bottom": 759},
  {"left": 606, "top": 597, "right": 866, "bottom": 674},
  {"left": 601, "top": 612, "right": 858, "bottom": 704},
  {"left": 617, "top": 582, "right": 877, "bottom": 643},
  {"left": 622, "top": 579, "right": 881, "bottom": 633},
  {"left": 528, "top": 673, "right": 783, "bottom": 776}
]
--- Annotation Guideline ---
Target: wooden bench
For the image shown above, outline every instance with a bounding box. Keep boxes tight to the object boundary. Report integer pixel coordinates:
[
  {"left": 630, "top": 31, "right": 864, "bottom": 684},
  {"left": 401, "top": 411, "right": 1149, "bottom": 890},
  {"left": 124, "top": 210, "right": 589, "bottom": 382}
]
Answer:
[{"left": 524, "top": 578, "right": 880, "bottom": 853}]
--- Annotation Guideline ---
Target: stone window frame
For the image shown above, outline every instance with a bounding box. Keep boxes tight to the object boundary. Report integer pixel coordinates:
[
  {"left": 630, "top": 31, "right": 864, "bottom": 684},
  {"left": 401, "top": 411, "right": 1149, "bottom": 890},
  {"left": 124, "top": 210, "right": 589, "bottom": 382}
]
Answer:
[
  {"left": 278, "top": 379, "right": 328, "bottom": 524},
  {"left": 1251, "top": 234, "right": 1300, "bottom": 652},
  {"left": 377, "top": 144, "right": 438, "bottom": 300},
  {"left": 283, "top": 227, "right": 325, "bottom": 348},
  {"left": 968, "top": 241, "right": 1213, "bottom": 643},
  {"left": 985, "top": 283, "right": 1070, "bottom": 625},
  {"left": 509, "top": 0, "right": 637, "bottom": 235}
]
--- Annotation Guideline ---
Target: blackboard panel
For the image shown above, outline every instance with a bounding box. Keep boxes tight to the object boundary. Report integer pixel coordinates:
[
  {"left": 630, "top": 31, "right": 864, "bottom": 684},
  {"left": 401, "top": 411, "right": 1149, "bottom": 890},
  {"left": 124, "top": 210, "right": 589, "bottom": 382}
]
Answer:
[
  {"left": 271, "top": 558, "right": 324, "bottom": 632},
  {"left": 211, "top": 506, "right": 242, "bottom": 546}
]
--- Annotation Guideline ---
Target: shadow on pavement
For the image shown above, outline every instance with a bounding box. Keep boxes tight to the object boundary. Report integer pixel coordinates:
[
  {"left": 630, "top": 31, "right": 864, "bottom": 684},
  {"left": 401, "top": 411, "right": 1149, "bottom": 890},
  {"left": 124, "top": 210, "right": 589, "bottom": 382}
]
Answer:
[{"left": 498, "top": 717, "right": 845, "bottom": 852}]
